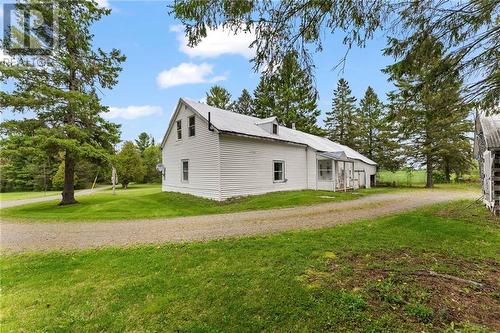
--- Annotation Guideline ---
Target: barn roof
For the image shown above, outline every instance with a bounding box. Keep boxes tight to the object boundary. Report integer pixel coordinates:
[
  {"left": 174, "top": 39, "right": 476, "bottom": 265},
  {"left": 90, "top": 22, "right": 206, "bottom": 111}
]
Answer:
[
  {"left": 179, "top": 98, "right": 377, "bottom": 166},
  {"left": 475, "top": 114, "right": 500, "bottom": 153}
]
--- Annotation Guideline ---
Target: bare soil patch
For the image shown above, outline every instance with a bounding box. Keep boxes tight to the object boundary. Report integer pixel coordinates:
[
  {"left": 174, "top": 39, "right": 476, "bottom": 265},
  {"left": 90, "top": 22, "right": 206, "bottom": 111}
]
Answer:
[{"left": 305, "top": 250, "right": 500, "bottom": 331}]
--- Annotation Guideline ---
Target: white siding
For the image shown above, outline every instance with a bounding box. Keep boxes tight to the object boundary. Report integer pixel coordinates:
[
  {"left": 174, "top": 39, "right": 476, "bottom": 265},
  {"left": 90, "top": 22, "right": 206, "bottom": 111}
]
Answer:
[
  {"left": 162, "top": 103, "right": 221, "bottom": 200},
  {"left": 219, "top": 134, "right": 308, "bottom": 199},
  {"left": 306, "top": 148, "right": 318, "bottom": 190},
  {"left": 353, "top": 160, "right": 377, "bottom": 188}
]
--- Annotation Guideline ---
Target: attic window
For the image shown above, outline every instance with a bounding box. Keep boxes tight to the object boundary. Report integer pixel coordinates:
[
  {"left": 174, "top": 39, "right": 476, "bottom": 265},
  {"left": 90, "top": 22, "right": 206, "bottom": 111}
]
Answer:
[
  {"left": 272, "top": 123, "right": 278, "bottom": 134},
  {"left": 188, "top": 116, "right": 195, "bottom": 137},
  {"left": 176, "top": 120, "right": 182, "bottom": 140}
]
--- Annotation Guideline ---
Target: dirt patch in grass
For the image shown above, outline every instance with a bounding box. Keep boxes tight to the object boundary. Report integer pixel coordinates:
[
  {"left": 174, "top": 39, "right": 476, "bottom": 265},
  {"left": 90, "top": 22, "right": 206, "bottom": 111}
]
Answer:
[{"left": 305, "top": 250, "right": 500, "bottom": 331}]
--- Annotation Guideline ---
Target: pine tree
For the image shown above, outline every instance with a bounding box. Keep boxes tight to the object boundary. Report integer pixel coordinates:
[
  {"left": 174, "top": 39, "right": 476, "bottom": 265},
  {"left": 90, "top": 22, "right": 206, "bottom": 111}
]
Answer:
[
  {"left": 253, "top": 53, "right": 321, "bottom": 134},
  {"left": 135, "top": 132, "right": 153, "bottom": 154},
  {"left": 384, "top": 36, "right": 473, "bottom": 187},
  {"left": 325, "top": 79, "right": 359, "bottom": 147},
  {"left": 232, "top": 89, "right": 255, "bottom": 116},
  {"left": 357, "top": 87, "right": 403, "bottom": 170},
  {"left": 253, "top": 77, "right": 275, "bottom": 119},
  {"left": 0, "top": 1, "right": 124, "bottom": 204},
  {"left": 206, "top": 85, "right": 232, "bottom": 110}
]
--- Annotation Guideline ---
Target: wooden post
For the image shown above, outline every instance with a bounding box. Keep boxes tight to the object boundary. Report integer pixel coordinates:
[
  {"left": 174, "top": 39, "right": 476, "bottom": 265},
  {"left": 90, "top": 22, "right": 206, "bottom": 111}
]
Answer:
[
  {"left": 343, "top": 161, "right": 347, "bottom": 192},
  {"left": 111, "top": 167, "right": 117, "bottom": 195}
]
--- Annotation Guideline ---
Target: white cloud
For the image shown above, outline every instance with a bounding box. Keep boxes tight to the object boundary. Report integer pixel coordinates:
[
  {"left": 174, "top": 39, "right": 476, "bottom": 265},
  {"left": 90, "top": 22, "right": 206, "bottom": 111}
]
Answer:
[
  {"left": 171, "top": 25, "right": 255, "bottom": 59},
  {"left": 104, "top": 105, "right": 163, "bottom": 120},
  {"left": 96, "top": 0, "right": 110, "bottom": 8},
  {"left": 156, "top": 62, "right": 226, "bottom": 89}
]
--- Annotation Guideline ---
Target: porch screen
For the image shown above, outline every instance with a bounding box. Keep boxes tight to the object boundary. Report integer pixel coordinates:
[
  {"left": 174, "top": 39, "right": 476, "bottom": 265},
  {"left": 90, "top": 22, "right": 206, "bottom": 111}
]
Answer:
[{"left": 318, "top": 160, "right": 332, "bottom": 181}]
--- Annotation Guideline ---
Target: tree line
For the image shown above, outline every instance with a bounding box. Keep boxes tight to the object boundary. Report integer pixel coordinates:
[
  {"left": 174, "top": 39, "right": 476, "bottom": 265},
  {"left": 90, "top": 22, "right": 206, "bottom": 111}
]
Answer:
[
  {"left": 0, "top": 132, "right": 162, "bottom": 192},
  {"left": 204, "top": 41, "right": 473, "bottom": 186},
  {"left": 2, "top": 0, "right": 490, "bottom": 205}
]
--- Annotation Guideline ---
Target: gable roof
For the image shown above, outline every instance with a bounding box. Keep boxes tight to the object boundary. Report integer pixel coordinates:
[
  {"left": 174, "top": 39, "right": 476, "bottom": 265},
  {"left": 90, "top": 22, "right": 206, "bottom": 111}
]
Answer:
[
  {"left": 475, "top": 114, "right": 500, "bottom": 154},
  {"left": 166, "top": 98, "right": 376, "bottom": 165}
]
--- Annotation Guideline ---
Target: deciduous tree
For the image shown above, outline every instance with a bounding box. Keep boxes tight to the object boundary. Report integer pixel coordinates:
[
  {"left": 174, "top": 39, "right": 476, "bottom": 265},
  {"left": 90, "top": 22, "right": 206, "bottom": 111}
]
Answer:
[{"left": 116, "top": 141, "right": 145, "bottom": 189}]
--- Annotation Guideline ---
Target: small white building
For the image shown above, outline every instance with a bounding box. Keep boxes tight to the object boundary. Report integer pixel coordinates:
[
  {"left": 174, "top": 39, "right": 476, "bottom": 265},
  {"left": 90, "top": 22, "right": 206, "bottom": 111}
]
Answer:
[
  {"left": 474, "top": 114, "right": 500, "bottom": 215},
  {"left": 160, "top": 98, "right": 377, "bottom": 201}
]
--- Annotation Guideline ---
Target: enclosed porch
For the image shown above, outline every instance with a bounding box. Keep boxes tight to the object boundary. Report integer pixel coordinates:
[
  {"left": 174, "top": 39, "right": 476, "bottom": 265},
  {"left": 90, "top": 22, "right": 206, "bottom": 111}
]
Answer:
[{"left": 316, "top": 152, "right": 364, "bottom": 191}]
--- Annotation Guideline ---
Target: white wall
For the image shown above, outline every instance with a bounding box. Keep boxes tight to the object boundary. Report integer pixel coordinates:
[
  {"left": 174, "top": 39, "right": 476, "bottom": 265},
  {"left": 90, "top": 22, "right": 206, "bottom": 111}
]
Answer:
[
  {"left": 354, "top": 160, "right": 377, "bottom": 188},
  {"left": 219, "top": 134, "right": 308, "bottom": 199},
  {"left": 162, "top": 103, "right": 221, "bottom": 200}
]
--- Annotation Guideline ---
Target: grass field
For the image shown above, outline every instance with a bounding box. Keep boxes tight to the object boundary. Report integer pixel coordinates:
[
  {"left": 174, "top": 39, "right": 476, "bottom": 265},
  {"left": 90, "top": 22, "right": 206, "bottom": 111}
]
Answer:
[
  {"left": 1, "top": 201, "right": 498, "bottom": 332},
  {"left": 377, "top": 169, "right": 480, "bottom": 186},
  {"left": 1, "top": 184, "right": 402, "bottom": 222},
  {"left": 0, "top": 190, "right": 60, "bottom": 201}
]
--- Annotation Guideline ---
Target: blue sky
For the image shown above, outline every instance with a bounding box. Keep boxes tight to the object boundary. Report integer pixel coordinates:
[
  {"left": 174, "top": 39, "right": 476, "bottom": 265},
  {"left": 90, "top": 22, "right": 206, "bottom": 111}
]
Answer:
[{"left": 2, "top": 0, "right": 396, "bottom": 143}]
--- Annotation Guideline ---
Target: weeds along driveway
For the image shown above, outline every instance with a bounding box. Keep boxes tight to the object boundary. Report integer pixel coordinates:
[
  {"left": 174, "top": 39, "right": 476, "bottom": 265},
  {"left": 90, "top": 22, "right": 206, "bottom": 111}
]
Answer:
[{"left": 1, "top": 189, "right": 478, "bottom": 252}]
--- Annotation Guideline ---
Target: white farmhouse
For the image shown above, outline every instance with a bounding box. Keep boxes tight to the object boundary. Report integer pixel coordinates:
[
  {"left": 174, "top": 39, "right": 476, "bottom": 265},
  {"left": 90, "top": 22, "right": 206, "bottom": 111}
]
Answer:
[{"left": 160, "top": 98, "right": 377, "bottom": 201}]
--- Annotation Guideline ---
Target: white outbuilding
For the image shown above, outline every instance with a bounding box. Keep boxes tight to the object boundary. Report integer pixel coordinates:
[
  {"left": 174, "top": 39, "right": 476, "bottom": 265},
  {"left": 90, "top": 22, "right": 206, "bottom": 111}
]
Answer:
[{"left": 160, "top": 98, "right": 377, "bottom": 201}]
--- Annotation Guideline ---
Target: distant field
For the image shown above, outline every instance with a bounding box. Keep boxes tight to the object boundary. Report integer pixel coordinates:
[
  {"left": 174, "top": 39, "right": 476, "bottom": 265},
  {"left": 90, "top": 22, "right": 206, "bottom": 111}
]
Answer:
[{"left": 377, "top": 170, "right": 480, "bottom": 186}]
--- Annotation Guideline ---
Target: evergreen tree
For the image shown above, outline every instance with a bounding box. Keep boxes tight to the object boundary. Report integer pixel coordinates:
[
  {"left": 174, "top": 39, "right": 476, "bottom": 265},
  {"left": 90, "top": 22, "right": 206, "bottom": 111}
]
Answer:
[
  {"left": 253, "top": 53, "right": 321, "bottom": 134},
  {"left": 325, "top": 79, "right": 359, "bottom": 147},
  {"left": 116, "top": 141, "right": 145, "bottom": 189},
  {"left": 135, "top": 132, "right": 153, "bottom": 154},
  {"left": 232, "top": 89, "right": 255, "bottom": 116},
  {"left": 384, "top": 36, "right": 473, "bottom": 188},
  {"left": 0, "top": 1, "right": 124, "bottom": 204},
  {"left": 357, "top": 87, "right": 403, "bottom": 171},
  {"left": 253, "top": 77, "right": 275, "bottom": 119},
  {"left": 206, "top": 85, "right": 232, "bottom": 109}
]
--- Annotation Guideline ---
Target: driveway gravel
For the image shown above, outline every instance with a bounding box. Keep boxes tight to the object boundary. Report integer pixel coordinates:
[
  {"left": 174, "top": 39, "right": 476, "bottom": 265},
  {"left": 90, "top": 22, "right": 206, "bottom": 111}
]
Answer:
[{"left": 0, "top": 189, "right": 477, "bottom": 252}]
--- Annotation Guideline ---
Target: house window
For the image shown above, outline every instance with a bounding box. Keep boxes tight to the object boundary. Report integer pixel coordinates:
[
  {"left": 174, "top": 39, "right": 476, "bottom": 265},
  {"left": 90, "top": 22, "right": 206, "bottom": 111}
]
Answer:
[
  {"left": 176, "top": 120, "right": 182, "bottom": 140},
  {"left": 273, "top": 160, "right": 285, "bottom": 182},
  {"left": 318, "top": 160, "right": 333, "bottom": 181},
  {"left": 188, "top": 116, "right": 195, "bottom": 137},
  {"left": 272, "top": 123, "right": 278, "bottom": 134},
  {"left": 181, "top": 160, "right": 189, "bottom": 182}
]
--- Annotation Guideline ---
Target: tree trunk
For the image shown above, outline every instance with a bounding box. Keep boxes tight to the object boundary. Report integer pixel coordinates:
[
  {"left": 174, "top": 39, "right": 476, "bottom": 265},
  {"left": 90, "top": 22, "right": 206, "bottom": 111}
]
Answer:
[
  {"left": 60, "top": 153, "right": 78, "bottom": 205},
  {"left": 426, "top": 155, "right": 433, "bottom": 188},
  {"left": 444, "top": 160, "right": 451, "bottom": 183}
]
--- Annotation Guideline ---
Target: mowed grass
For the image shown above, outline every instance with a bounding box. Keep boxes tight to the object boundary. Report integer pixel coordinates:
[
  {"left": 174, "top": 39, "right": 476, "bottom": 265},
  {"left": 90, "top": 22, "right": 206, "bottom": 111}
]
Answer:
[
  {"left": 1, "top": 184, "right": 401, "bottom": 222},
  {"left": 0, "top": 190, "right": 60, "bottom": 201},
  {"left": 1, "top": 201, "right": 498, "bottom": 332}
]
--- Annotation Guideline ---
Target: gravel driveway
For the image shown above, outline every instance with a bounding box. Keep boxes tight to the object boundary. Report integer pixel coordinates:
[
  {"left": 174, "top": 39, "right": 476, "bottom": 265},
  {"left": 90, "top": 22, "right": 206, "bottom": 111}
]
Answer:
[{"left": 0, "top": 189, "right": 477, "bottom": 252}]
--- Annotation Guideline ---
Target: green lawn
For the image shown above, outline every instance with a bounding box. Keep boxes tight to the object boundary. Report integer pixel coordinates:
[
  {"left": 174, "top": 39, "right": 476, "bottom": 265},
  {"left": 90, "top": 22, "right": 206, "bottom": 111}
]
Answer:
[
  {"left": 1, "top": 184, "right": 403, "bottom": 222},
  {"left": 1, "top": 201, "right": 498, "bottom": 332},
  {"left": 0, "top": 190, "right": 61, "bottom": 201}
]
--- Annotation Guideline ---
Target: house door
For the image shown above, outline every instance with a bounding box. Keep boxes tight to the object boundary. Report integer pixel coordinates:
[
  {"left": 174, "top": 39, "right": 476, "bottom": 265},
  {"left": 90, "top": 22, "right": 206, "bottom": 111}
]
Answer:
[
  {"left": 370, "top": 174, "right": 376, "bottom": 187},
  {"left": 336, "top": 161, "right": 345, "bottom": 190},
  {"left": 357, "top": 171, "right": 366, "bottom": 188}
]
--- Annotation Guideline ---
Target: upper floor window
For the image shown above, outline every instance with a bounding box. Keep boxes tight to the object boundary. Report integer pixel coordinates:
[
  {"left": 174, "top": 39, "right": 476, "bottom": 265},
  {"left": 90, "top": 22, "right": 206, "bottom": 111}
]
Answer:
[
  {"left": 273, "top": 160, "right": 285, "bottom": 182},
  {"left": 188, "top": 116, "right": 195, "bottom": 137},
  {"left": 272, "top": 123, "right": 278, "bottom": 134},
  {"left": 176, "top": 120, "right": 182, "bottom": 140}
]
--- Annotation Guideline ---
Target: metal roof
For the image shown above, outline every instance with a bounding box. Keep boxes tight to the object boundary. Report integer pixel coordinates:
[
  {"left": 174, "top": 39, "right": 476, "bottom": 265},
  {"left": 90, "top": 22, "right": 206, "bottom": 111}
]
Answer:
[
  {"left": 181, "top": 98, "right": 377, "bottom": 165},
  {"left": 479, "top": 114, "right": 500, "bottom": 149}
]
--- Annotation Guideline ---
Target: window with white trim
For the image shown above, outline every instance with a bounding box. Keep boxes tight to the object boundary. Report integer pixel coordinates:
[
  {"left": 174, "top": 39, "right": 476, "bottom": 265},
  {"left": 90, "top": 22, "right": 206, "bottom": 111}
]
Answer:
[
  {"left": 273, "top": 160, "right": 285, "bottom": 182},
  {"left": 188, "top": 116, "right": 195, "bottom": 137},
  {"left": 318, "top": 160, "right": 333, "bottom": 181},
  {"left": 181, "top": 160, "right": 189, "bottom": 182},
  {"left": 176, "top": 120, "right": 182, "bottom": 140}
]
